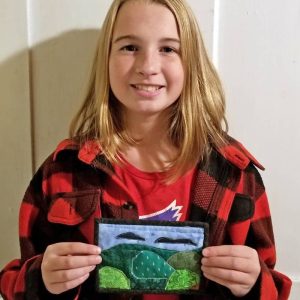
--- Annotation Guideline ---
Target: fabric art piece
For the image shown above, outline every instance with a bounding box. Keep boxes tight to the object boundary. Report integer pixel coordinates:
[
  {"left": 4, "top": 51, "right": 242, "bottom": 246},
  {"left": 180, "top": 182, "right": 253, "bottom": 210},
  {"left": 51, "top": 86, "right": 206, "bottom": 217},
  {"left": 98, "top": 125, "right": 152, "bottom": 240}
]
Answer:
[{"left": 95, "top": 218, "right": 208, "bottom": 294}]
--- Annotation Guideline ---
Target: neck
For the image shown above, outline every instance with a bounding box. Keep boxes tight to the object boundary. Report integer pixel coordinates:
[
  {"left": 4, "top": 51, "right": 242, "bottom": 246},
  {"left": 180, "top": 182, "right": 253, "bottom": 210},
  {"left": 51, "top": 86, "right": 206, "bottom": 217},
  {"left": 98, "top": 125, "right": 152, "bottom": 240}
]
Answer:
[
  {"left": 125, "top": 111, "right": 169, "bottom": 144},
  {"left": 120, "top": 112, "right": 178, "bottom": 172}
]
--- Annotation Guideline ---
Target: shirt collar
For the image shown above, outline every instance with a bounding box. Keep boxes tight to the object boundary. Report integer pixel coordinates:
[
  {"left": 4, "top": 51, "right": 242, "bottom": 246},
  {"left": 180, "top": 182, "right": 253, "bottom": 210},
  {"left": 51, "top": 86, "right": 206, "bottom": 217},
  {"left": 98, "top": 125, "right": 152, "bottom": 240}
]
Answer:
[{"left": 53, "top": 139, "right": 102, "bottom": 164}]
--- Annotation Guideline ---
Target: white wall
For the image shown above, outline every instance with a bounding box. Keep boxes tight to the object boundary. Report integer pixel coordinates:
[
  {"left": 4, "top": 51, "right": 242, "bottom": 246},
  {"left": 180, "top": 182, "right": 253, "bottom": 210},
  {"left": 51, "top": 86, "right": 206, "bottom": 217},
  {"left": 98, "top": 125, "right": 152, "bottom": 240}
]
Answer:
[
  {"left": 0, "top": 0, "right": 299, "bottom": 298},
  {"left": 0, "top": 0, "right": 32, "bottom": 267},
  {"left": 217, "top": 1, "right": 300, "bottom": 297}
]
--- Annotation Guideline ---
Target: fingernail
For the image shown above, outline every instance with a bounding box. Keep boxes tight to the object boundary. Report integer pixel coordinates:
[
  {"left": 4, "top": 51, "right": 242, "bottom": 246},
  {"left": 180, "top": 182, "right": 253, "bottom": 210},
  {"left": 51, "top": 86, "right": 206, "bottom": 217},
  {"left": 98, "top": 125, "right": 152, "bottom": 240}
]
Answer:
[
  {"left": 202, "top": 248, "right": 209, "bottom": 256},
  {"left": 95, "top": 247, "right": 101, "bottom": 254}
]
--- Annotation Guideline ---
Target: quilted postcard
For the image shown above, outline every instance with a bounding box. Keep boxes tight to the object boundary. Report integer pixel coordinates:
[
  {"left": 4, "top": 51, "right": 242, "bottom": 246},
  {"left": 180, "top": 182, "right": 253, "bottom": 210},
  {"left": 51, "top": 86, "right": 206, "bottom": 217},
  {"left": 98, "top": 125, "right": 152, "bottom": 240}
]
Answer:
[{"left": 95, "top": 218, "right": 208, "bottom": 294}]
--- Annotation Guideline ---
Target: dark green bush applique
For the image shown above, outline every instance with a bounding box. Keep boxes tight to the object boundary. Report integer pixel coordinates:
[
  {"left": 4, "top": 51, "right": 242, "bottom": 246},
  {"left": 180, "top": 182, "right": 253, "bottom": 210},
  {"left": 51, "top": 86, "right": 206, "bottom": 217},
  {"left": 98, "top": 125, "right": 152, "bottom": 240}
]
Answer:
[
  {"left": 132, "top": 250, "right": 175, "bottom": 278},
  {"left": 167, "top": 251, "right": 201, "bottom": 273}
]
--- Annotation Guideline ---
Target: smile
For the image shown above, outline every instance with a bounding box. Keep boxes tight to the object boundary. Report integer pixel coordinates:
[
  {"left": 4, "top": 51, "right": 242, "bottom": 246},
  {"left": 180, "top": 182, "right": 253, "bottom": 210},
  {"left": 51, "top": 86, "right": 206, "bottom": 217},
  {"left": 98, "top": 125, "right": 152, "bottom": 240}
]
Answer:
[{"left": 132, "top": 84, "right": 163, "bottom": 92}]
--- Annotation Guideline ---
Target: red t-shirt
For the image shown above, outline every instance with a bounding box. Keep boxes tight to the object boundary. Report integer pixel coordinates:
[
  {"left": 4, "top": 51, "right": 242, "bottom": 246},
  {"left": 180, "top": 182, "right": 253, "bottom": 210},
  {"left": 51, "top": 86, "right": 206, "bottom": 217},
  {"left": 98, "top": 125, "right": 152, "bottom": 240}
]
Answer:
[
  {"left": 112, "top": 160, "right": 195, "bottom": 222},
  {"left": 104, "top": 160, "right": 196, "bottom": 300}
]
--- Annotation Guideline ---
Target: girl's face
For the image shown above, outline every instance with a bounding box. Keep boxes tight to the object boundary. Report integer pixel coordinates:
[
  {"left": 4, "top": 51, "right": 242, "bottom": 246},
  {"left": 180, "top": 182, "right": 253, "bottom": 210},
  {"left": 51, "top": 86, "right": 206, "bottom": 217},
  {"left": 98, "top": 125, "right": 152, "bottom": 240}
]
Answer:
[{"left": 109, "top": 1, "right": 184, "bottom": 119}]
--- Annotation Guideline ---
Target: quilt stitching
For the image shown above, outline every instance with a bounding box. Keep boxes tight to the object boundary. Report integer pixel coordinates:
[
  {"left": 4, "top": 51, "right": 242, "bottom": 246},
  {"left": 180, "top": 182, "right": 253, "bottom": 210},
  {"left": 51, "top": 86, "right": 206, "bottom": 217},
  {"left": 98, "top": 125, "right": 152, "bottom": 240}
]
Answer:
[{"left": 95, "top": 218, "right": 208, "bottom": 294}]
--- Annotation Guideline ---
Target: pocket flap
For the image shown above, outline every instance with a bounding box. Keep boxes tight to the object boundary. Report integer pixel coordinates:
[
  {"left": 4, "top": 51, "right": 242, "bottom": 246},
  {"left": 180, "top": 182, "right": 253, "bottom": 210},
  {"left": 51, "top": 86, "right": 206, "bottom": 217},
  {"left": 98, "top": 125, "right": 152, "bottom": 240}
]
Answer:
[{"left": 48, "top": 190, "right": 100, "bottom": 225}]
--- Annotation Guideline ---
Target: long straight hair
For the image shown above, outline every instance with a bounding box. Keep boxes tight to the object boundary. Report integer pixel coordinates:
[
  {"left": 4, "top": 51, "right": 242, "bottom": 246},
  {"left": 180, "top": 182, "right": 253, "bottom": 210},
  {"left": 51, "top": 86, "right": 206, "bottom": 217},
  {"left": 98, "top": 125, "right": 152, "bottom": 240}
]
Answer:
[{"left": 69, "top": 0, "right": 228, "bottom": 181}]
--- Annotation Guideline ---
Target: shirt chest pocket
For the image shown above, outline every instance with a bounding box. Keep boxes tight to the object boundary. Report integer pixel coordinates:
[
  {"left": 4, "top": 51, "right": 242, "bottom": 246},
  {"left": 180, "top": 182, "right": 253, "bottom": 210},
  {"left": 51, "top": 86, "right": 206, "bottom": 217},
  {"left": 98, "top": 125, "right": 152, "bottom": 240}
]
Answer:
[
  {"left": 47, "top": 189, "right": 100, "bottom": 225},
  {"left": 228, "top": 194, "right": 254, "bottom": 223}
]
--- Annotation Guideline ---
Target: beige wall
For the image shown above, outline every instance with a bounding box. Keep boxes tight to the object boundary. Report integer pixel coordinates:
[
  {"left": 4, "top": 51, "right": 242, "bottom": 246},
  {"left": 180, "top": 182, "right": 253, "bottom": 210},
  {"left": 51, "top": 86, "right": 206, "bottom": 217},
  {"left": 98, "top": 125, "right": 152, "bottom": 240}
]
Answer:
[
  {"left": 1, "top": 0, "right": 299, "bottom": 298},
  {"left": 0, "top": 0, "right": 32, "bottom": 267}
]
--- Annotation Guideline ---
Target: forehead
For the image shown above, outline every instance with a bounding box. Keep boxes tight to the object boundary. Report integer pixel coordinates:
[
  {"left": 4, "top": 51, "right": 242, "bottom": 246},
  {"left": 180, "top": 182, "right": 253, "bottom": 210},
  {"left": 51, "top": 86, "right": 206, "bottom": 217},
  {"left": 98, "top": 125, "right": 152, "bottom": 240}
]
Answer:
[{"left": 112, "top": 1, "right": 179, "bottom": 39}]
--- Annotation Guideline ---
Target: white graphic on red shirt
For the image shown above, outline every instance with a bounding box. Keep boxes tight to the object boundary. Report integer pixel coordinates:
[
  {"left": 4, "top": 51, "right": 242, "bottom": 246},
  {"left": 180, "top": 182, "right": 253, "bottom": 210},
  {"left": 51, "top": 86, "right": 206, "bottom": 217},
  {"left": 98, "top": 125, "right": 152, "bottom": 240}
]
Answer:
[{"left": 139, "top": 199, "right": 183, "bottom": 221}]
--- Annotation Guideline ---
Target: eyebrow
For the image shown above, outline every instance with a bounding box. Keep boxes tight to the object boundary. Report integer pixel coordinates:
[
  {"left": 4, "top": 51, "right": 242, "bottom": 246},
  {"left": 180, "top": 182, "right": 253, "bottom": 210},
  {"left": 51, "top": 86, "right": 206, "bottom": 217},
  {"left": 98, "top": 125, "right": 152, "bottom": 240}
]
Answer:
[{"left": 113, "top": 35, "right": 180, "bottom": 44}]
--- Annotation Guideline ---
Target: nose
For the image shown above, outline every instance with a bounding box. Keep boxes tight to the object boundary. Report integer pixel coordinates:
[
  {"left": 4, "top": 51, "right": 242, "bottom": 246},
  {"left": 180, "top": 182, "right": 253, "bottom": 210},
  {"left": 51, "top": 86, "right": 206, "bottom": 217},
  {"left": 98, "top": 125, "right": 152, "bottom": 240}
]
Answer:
[{"left": 135, "top": 51, "right": 160, "bottom": 77}]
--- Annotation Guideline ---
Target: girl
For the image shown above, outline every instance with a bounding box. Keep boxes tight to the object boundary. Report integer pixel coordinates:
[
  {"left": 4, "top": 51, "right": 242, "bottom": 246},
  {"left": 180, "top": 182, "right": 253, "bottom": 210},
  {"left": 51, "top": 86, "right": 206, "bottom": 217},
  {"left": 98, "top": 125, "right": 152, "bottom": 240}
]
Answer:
[{"left": 0, "top": 0, "right": 291, "bottom": 299}]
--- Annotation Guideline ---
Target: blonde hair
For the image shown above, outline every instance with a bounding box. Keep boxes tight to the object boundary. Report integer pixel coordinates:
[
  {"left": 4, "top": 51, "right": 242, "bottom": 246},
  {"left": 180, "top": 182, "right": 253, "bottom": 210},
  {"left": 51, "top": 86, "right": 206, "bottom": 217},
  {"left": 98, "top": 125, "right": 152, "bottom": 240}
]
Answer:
[{"left": 70, "top": 0, "right": 228, "bottom": 180}]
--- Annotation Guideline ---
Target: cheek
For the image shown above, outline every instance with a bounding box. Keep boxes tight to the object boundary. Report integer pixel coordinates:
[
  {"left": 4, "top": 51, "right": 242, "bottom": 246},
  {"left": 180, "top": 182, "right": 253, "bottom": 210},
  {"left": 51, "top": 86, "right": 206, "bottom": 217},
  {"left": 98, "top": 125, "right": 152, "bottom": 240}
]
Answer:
[
  {"left": 170, "top": 67, "right": 185, "bottom": 92},
  {"left": 166, "top": 61, "right": 184, "bottom": 83},
  {"left": 110, "top": 64, "right": 133, "bottom": 95},
  {"left": 109, "top": 60, "right": 123, "bottom": 91},
  {"left": 109, "top": 58, "right": 118, "bottom": 77},
  {"left": 110, "top": 56, "right": 132, "bottom": 75},
  {"left": 177, "top": 69, "right": 185, "bottom": 86}
]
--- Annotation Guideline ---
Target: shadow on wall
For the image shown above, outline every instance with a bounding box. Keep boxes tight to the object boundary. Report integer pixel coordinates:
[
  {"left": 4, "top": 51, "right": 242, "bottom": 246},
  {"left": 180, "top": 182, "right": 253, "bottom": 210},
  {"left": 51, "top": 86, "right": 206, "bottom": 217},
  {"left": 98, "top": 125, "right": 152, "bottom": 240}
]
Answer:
[
  {"left": 2, "top": 29, "right": 100, "bottom": 169},
  {"left": 30, "top": 29, "right": 100, "bottom": 169},
  {"left": 0, "top": 29, "right": 100, "bottom": 269}
]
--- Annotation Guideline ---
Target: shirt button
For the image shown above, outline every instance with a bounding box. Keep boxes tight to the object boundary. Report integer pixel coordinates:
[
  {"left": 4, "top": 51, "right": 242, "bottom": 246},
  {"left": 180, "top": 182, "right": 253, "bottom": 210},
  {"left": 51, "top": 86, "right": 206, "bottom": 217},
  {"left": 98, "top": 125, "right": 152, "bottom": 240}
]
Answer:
[{"left": 122, "top": 202, "right": 135, "bottom": 210}]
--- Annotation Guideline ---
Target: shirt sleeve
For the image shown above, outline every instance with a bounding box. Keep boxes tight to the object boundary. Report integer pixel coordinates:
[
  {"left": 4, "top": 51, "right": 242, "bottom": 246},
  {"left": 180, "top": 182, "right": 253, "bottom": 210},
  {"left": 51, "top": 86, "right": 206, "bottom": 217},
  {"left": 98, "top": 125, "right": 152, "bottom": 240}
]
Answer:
[
  {"left": 227, "top": 166, "right": 292, "bottom": 300},
  {"left": 0, "top": 157, "right": 80, "bottom": 300}
]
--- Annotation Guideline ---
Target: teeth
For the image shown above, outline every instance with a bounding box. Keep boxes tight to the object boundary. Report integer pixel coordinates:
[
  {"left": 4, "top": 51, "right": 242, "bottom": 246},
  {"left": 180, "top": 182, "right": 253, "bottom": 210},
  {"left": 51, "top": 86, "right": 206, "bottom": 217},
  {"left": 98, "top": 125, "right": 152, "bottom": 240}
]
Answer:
[{"left": 134, "top": 85, "right": 161, "bottom": 92}]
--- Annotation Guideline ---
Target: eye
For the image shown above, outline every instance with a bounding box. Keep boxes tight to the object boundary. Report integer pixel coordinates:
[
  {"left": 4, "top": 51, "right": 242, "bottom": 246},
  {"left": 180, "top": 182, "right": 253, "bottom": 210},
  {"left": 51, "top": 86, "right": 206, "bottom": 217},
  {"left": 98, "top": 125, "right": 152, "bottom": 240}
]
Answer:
[
  {"left": 160, "top": 46, "right": 177, "bottom": 53},
  {"left": 120, "top": 45, "right": 138, "bottom": 52}
]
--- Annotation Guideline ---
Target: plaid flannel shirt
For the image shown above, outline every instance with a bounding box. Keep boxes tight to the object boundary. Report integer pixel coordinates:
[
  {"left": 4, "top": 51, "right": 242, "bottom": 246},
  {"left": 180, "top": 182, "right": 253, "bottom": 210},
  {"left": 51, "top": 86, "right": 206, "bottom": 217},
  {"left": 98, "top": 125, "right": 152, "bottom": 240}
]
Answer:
[{"left": 0, "top": 136, "right": 292, "bottom": 299}]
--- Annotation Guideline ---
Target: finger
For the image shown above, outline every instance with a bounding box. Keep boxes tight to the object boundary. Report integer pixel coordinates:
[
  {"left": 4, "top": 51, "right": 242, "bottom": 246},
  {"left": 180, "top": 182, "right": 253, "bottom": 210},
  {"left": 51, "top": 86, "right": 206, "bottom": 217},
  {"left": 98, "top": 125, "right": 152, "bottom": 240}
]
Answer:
[
  {"left": 202, "top": 245, "right": 255, "bottom": 258},
  {"left": 46, "top": 254, "right": 102, "bottom": 271},
  {"left": 201, "top": 265, "right": 249, "bottom": 285},
  {"left": 47, "top": 242, "right": 101, "bottom": 256},
  {"left": 50, "top": 265, "right": 96, "bottom": 284},
  {"left": 203, "top": 270, "right": 237, "bottom": 287},
  {"left": 202, "top": 271, "right": 249, "bottom": 297},
  {"left": 202, "top": 256, "right": 254, "bottom": 273},
  {"left": 47, "top": 273, "right": 90, "bottom": 295}
]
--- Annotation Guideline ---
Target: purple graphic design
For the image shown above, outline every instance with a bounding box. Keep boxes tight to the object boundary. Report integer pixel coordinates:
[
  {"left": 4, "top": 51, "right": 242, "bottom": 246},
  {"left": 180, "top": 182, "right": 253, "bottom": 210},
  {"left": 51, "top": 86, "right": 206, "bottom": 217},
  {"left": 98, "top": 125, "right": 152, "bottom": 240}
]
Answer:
[{"left": 140, "top": 200, "right": 183, "bottom": 221}]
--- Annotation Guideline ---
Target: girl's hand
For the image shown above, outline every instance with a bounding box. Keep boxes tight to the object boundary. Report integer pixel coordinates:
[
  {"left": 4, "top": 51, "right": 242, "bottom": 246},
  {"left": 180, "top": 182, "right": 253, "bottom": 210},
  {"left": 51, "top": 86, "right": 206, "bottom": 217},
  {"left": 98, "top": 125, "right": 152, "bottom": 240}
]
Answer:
[
  {"left": 201, "top": 245, "right": 261, "bottom": 297},
  {"left": 41, "top": 242, "right": 101, "bottom": 294}
]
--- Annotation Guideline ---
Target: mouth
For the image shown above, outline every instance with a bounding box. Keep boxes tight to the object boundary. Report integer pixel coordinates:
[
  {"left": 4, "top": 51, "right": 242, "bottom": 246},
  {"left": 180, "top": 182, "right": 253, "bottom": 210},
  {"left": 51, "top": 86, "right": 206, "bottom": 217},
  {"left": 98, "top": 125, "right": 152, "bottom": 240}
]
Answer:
[{"left": 131, "top": 84, "right": 164, "bottom": 92}]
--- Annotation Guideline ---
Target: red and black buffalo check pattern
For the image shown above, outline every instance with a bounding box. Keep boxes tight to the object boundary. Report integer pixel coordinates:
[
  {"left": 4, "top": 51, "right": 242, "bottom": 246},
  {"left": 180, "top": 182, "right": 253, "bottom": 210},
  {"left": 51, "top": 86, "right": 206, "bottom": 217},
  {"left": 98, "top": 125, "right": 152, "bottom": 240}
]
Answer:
[{"left": 0, "top": 136, "right": 291, "bottom": 299}]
